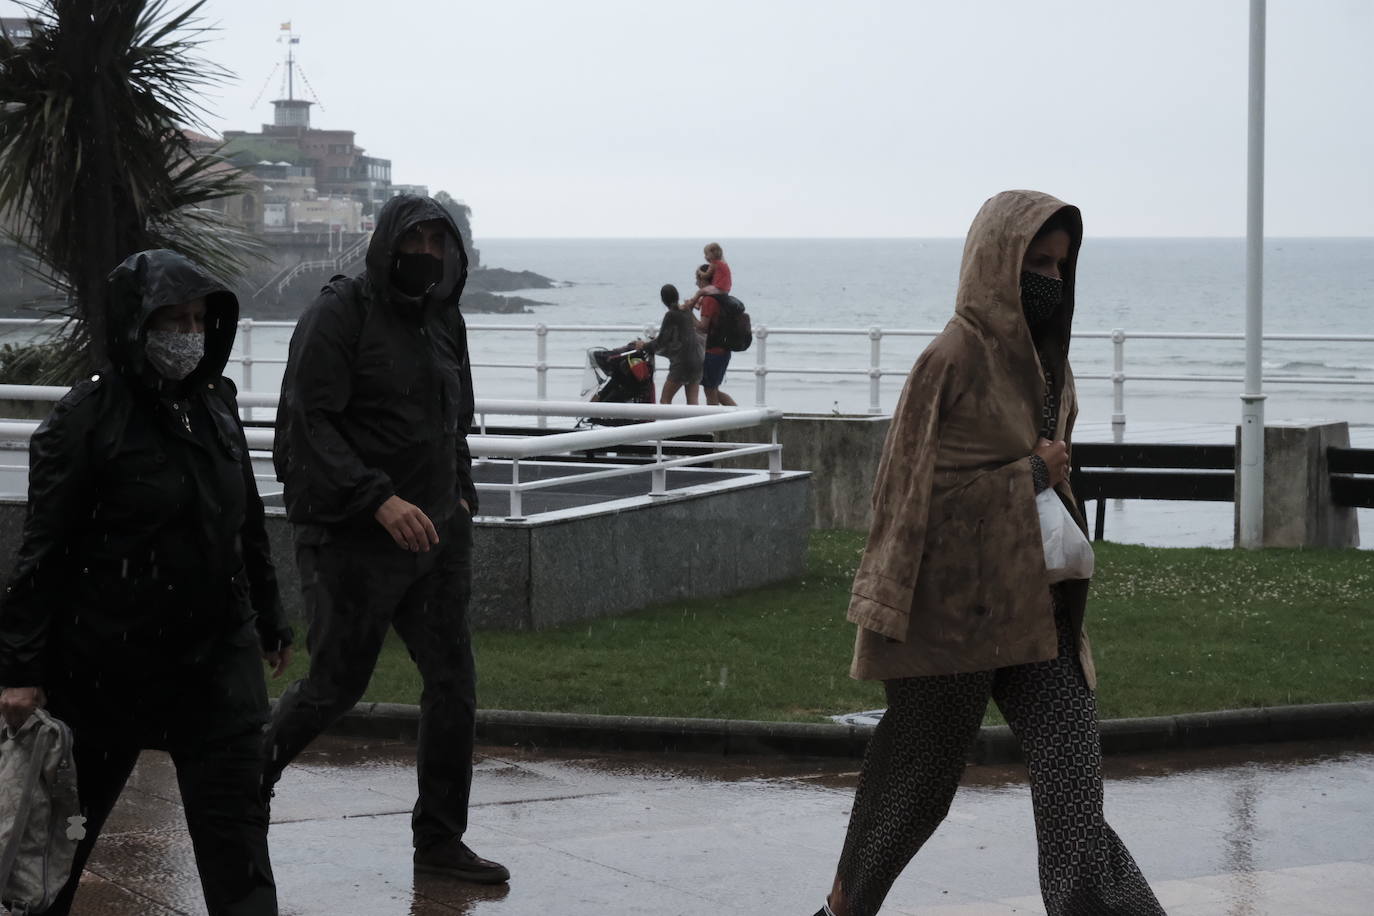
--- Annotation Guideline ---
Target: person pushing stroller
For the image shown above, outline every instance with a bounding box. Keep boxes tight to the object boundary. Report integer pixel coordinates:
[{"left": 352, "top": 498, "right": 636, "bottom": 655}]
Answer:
[{"left": 634, "top": 283, "right": 704, "bottom": 405}]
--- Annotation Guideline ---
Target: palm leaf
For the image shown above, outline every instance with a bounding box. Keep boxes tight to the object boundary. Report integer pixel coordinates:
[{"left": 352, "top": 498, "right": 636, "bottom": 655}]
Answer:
[{"left": 0, "top": 0, "right": 261, "bottom": 375}]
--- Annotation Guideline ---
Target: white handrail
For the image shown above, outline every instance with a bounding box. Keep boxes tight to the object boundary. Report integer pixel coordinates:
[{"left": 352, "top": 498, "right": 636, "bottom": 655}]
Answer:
[
  {"left": 0, "top": 386, "right": 762, "bottom": 417},
  {"left": 0, "top": 401, "right": 786, "bottom": 522},
  {"left": 251, "top": 231, "right": 372, "bottom": 300},
  {"left": 471, "top": 409, "right": 778, "bottom": 459},
  {"left": 2, "top": 317, "right": 1371, "bottom": 435},
  {"left": 472, "top": 399, "right": 739, "bottom": 419}
]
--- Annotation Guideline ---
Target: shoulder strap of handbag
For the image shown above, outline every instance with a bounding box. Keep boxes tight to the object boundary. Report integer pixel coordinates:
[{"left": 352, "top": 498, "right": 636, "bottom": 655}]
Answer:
[{"left": 0, "top": 712, "right": 56, "bottom": 907}]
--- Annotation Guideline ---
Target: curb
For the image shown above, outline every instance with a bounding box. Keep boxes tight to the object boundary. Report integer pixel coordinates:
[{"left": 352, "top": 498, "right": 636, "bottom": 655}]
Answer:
[{"left": 325, "top": 700, "right": 1374, "bottom": 764}]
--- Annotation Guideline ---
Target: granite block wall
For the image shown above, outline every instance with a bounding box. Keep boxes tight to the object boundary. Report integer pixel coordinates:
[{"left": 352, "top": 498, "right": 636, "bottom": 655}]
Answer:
[{"left": 0, "top": 470, "right": 810, "bottom": 633}]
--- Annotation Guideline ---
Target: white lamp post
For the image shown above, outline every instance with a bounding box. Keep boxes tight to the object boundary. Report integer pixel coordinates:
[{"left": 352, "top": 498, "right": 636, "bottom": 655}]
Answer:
[{"left": 1238, "top": 0, "right": 1267, "bottom": 548}]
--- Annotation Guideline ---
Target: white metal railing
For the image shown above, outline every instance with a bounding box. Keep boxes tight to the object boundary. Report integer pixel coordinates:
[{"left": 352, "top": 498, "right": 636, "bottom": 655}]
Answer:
[
  {"left": 251, "top": 231, "right": 372, "bottom": 301},
  {"left": 0, "top": 391, "right": 784, "bottom": 521},
  {"left": 467, "top": 323, "right": 1374, "bottom": 433},
  {"left": 3, "top": 318, "right": 1370, "bottom": 433}
]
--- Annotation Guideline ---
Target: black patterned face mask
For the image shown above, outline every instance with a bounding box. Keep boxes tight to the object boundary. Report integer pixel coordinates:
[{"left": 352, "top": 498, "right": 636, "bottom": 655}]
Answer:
[{"left": 1020, "top": 270, "right": 1063, "bottom": 327}]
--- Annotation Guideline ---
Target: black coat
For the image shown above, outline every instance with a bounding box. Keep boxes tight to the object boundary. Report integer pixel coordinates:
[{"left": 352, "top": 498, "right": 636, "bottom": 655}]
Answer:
[
  {"left": 274, "top": 194, "right": 479, "bottom": 534},
  {"left": 0, "top": 250, "right": 291, "bottom": 743}
]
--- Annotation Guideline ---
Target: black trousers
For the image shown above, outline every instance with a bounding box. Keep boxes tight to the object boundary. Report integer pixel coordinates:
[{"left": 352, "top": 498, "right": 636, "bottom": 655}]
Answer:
[
  {"left": 44, "top": 726, "right": 277, "bottom": 916},
  {"left": 834, "top": 596, "right": 1165, "bottom": 916},
  {"left": 262, "top": 513, "right": 477, "bottom": 847}
]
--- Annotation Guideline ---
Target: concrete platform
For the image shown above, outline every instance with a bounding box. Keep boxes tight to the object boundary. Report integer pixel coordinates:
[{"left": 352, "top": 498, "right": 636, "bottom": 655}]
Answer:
[
  {"left": 0, "top": 462, "right": 812, "bottom": 632},
  {"left": 47, "top": 735, "right": 1374, "bottom": 915}
]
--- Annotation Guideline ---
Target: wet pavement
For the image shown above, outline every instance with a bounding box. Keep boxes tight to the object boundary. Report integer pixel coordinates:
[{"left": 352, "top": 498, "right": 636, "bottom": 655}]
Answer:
[{"left": 47, "top": 736, "right": 1374, "bottom": 915}]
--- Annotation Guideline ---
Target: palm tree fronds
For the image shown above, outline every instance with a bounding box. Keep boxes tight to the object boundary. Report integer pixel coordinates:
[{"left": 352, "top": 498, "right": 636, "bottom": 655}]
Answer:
[{"left": 0, "top": 0, "right": 260, "bottom": 372}]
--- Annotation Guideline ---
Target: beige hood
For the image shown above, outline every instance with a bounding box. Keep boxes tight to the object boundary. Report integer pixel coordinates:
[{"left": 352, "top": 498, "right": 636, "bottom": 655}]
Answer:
[
  {"left": 955, "top": 190, "right": 1082, "bottom": 391},
  {"left": 847, "top": 190, "right": 1095, "bottom": 684}
]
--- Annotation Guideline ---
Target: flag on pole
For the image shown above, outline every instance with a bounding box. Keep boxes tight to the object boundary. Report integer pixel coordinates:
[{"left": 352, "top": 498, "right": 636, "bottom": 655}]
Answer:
[{"left": 280, "top": 21, "right": 291, "bottom": 30}]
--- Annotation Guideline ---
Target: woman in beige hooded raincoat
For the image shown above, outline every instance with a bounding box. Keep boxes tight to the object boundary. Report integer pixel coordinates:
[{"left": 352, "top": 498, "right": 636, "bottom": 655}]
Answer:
[{"left": 816, "top": 191, "right": 1165, "bottom": 916}]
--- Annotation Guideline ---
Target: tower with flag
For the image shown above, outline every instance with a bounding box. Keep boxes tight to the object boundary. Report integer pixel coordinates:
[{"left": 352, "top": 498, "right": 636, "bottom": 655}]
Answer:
[{"left": 272, "top": 22, "right": 311, "bottom": 129}]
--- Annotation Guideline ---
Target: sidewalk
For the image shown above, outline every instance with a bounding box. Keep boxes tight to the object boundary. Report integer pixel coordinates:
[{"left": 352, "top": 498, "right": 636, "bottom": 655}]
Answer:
[{"left": 60, "top": 735, "right": 1374, "bottom": 915}]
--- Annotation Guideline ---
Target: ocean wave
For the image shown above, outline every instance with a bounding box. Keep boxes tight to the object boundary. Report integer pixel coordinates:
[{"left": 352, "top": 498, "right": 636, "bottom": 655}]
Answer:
[{"left": 1261, "top": 359, "right": 1371, "bottom": 374}]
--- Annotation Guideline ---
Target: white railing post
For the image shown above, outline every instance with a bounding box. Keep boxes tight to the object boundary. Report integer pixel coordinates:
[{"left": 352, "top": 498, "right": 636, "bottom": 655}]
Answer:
[
  {"left": 754, "top": 325, "right": 768, "bottom": 407},
  {"left": 508, "top": 458, "right": 523, "bottom": 520},
  {"left": 535, "top": 323, "right": 549, "bottom": 429},
  {"left": 1111, "top": 328, "right": 1126, "bottom": 443},
  {"left": 239, "top": 318, "right": 255, "bottom": 422},
  {"left": 651, "top": 438, "right": 667, "bottom": 495},
  {"left": 868, "top": 327, "right": 883, "bottom": 415},
  {"left": 768, "top": 421, "right": 782, "bottom": 475}
]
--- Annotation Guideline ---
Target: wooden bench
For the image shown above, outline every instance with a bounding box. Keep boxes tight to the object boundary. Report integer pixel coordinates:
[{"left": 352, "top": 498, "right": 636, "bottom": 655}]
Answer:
[{"left": 1069, "top": 443, "right": 1235, "bottom": 541}]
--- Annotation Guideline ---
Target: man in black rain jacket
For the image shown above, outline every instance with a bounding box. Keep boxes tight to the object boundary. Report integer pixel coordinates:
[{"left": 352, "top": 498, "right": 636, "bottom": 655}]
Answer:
[
  {"left": 0, "top": 249, "right": 293, "bottom": 915},
  {"left": 263, "top": 194, "right": 507, "bottom": 884}
]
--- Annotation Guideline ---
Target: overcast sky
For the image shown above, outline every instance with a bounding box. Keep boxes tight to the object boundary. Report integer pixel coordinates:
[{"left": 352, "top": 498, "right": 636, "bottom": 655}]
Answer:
[{"left": 5, "top": 0, "right": 1372, "bottom": 237}]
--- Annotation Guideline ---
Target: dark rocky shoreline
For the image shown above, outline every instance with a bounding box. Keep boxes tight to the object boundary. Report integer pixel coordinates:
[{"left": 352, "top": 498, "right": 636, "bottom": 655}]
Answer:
[
  {"left": 0, "top": 250, "right": 562, "bottom": 319},
  {"left": 462, "top": 291, "right": 554, "bottom": 314},
  {"left": 462, "top": 266, "right": 562, "bottom": 314}
]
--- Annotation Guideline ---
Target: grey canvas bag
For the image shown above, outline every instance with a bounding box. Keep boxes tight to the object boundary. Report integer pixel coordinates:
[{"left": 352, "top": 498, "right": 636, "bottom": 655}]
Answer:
[{"left": 0, "top": 709, "right": 82, "bottom": 915}]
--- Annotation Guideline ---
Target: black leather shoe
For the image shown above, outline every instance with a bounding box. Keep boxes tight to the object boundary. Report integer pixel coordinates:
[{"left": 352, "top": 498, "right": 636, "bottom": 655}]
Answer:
[{"left": 414, "top": 838, "right": 510, "bottom": 884}]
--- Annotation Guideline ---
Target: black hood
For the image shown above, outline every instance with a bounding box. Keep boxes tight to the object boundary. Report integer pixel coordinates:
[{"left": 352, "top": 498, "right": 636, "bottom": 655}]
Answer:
[
  {"left": 364, "top": 194, "right": 469, "bottom": 308},
  {"left": 105, "top": 249, "right": 238, "bottom": 390}
]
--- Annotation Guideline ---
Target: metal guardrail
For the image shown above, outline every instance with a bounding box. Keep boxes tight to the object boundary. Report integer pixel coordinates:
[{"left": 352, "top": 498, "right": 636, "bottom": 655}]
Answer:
[
  {"left": 0, "top": 390, "right": 784, "bottom": 521},
  {"left": 2, "top": 318, "right": 1370, "bottom": 432},
  {"left": 455, "top": 323, "right": 1374, "bottom": 432},
  {"left": 250, "top": 231, "right": 372, "bottom": 301}
]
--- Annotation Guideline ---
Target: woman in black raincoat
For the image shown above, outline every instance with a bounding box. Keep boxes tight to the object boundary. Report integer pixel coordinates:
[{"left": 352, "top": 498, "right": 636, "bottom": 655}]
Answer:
[{"left": 0, "top": 249, "right": 293, "bottom": 916}]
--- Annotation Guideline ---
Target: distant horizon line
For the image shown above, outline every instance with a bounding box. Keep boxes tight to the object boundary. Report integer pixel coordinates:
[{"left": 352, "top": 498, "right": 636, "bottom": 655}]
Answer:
[{"left": 475, "top": 235, "right": 1374, "bottom": 242}]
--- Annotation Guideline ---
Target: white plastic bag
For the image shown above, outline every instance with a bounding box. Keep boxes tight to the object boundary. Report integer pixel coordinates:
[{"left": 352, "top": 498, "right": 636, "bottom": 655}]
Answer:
[
  {"left": 1036, "top": 488, "right": 1095, "bottom": 583},
  {"left": 0, "top": 708, "right": 83, "bottom": 915}
]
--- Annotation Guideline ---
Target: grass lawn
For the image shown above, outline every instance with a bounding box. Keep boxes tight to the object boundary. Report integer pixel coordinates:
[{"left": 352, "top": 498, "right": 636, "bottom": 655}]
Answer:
[{"left": 268, "top": 531, "right": 1374, "bottom": 723}]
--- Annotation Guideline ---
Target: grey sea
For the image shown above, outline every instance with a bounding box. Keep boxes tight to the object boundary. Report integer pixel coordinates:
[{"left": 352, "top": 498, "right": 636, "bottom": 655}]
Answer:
[
  {"left": 213, "top": 237, "right": 1371, "bottom": 548},
  {"left": 467, "top": 237, "right": 1374, "bottom": 427},
  {"left": 4, "top": 237, "right": 1358, "bottom": 547},
  {"left": 470, "top": 237, "right": 1372, "bottom": 550}
]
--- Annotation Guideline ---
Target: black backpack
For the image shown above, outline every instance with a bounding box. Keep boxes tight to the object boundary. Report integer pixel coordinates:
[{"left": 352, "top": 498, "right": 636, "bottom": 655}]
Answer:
[{"left": 708, "top": 294, "right": 753, "bottom": 352}]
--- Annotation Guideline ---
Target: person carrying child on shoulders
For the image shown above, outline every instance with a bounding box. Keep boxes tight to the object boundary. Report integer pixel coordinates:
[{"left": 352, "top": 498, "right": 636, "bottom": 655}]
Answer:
[{"left": 691, "top": 264, "right": 738, "bottom": 406}]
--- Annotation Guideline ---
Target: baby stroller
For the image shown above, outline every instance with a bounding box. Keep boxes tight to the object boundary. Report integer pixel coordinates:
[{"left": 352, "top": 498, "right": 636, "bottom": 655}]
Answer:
[{"left": 580, "top": 343, "right": 655, "bottom": 426}]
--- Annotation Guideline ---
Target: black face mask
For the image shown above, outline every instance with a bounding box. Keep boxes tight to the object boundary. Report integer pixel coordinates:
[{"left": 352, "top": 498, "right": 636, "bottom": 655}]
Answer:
[
  {"left": 1020, "top": 270, "right": 1063, "bottom": 327},
  {"left": 392, "top": 252, "right": 444, "bottom": 297}
]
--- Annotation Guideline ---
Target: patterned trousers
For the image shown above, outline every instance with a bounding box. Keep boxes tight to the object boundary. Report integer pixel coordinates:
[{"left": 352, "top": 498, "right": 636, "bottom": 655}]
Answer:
[{"left": 833, "top": 596, "right": 1166, "bottom": 916}]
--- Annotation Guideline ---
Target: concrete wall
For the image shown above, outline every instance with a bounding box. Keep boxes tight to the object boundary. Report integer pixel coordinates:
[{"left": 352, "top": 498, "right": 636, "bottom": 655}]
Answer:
[
  {"left": 717, "top": 414, "right": 890, "bottom": 530},
  {"left": 1234, "top": 421, "right": 1360, "bottom": 548},
  {"left": 491, "top": 473, "right": 810, "bottom": 629},
  {"left": 721, "top": 415, "right": 1363, "bottom": 549},
  {"left": 0, "top": 471, "right": 811, "bottom": 632}
]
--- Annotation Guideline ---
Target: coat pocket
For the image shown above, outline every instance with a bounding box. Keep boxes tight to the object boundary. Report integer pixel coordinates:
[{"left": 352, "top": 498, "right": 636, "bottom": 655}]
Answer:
[
  {"left": 437, "top": 361, "right": 465, "bottom": 435},
  {"left": 913, "top": 509, "right": 989, "bottom": 624}
]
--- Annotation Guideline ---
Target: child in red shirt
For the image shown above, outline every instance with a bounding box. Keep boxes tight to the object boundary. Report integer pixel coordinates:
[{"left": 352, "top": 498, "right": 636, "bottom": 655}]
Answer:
[
  {"left": 685, "top": 242, "right": 733, "bottom": 309},
  {"left": 703, "top": 241, "right": 731, "bottom": 293}
]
